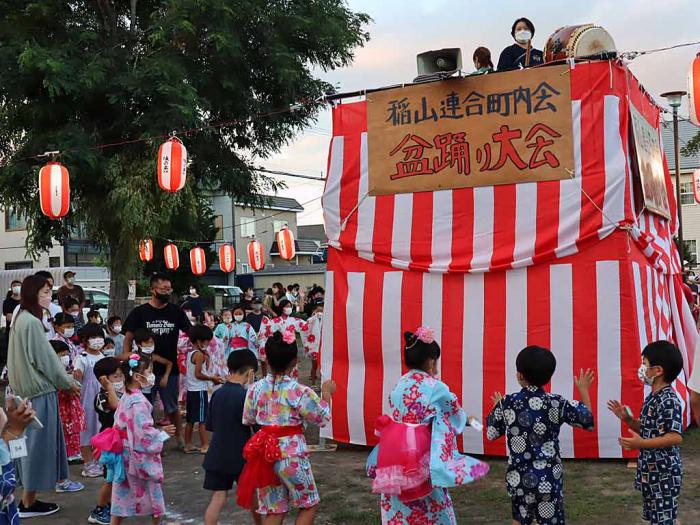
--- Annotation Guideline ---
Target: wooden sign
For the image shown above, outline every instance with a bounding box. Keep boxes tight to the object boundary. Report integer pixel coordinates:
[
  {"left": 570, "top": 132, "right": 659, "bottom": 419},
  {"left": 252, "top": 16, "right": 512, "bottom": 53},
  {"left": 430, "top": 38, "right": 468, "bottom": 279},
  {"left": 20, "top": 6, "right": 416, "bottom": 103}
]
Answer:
[
  {"left": 367, "top": 65, "right": 574, "bottom": 195},
  {"left": 630, "top": 104, "right": 670, "bottom": 219}
]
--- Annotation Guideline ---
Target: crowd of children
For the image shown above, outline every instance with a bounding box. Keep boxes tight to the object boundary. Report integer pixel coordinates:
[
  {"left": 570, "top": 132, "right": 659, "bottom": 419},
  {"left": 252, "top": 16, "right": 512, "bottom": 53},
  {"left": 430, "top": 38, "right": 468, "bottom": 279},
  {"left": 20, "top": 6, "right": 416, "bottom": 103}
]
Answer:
[{"left": 4, "top": 272, "right": 691, "bottom": 525}]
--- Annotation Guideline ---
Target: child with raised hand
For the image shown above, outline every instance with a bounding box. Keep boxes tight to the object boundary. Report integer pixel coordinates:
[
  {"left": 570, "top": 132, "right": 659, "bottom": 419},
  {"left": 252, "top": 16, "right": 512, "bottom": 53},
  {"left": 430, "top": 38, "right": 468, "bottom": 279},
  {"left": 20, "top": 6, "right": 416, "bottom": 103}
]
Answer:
[
  {"left": 74, "top": 323, "right": 106, "bottom": 478},
  {"left": 203, "top": 349, "right": 261, "bottom": 525},
  {"left": 88, "top": 357, "right": 125, "bottom": 525},
  {"left": 184, "top": 325, "right": 223, "bottom": 454},
  {"left": 608, "top": 341, "right": 684, "bottom": 525},
  {"left": 238, "top": 328, "right": 335, "bottom": 524},
  {"left": 111, "top": 354, "right": 175, "bottom": 524},
  {"left": 50, "top": 340, "right": 87, "bottom": 486},
  {"left": 486, "top": 346, "right": 595, "bottom": 525},
  {"left": 367, "top": 327, "right": 489, "bottom": 524}
]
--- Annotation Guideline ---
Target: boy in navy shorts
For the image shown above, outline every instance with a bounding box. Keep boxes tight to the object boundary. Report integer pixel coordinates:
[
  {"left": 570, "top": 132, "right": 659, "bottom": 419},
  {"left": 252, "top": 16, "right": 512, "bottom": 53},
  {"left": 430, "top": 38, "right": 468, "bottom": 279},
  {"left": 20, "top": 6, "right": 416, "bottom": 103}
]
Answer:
[
  {"left": 203, "top": 349, "right": 260, "bottom": 525},
  {"left": 608, "top": 341, "right": 684, "bottom": 525},
  {"left": 486, "top": 346, "right": 595, "bottom": 525}
]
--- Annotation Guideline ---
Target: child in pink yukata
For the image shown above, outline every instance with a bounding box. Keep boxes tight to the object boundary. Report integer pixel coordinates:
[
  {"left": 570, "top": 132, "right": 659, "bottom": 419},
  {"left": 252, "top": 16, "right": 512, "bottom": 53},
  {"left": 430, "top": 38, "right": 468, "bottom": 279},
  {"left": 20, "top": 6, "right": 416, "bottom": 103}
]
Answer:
[
  {"left": 239, "top": 328, "right": 336, "bottom": 524},
  {"left": 111, "top": 354, "right": 175, "bottom": 524}
]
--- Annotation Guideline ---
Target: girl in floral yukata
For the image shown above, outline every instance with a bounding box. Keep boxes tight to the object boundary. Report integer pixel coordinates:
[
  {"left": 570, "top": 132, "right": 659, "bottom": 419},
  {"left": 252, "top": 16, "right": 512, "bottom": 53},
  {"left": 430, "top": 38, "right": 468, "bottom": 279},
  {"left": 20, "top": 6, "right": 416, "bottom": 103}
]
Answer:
[
  {"left": 218, "top": 305, "right": 258, "bottom": 359},
  {"left": 303, "top": 305, "right": 323, "bottom": 385},
  {"left": 367, "top": 327, "right": 489, "bottom": 525},
  {"left": 258, "top": 300, "right": 309, "bottom": 366},
  {"left": 239, "top": 328, "right": 336, "bottom": 524},
  {"left": 111, "top": 354, "right": 175, "bottom": 524}
]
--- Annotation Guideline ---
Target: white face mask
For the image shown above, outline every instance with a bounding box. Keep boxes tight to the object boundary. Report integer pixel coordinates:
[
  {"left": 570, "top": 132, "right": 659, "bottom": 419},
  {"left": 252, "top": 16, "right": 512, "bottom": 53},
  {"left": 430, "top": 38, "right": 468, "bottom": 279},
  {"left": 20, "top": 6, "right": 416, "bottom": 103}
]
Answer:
[
  {"left": 637, "top": 364, "right": 655, "bottom": 386},
  {"left": 515, "top": 29, "right": 532, "bottom": 44},
  {"left": 69, "top": 312, "right": 80, "bottom": 320},
  {"left": 63, "top": 328, "right": 75, "bottom": 338},
  {"left": 143, "top": 373, "right": 156, "bottom": 388},
  {"left": 67, "top": 277, "right": 75, "bottom": 284},
  {"left": 223, "top": 316, "right": 232, "bottom": 324},
  {"left": 88, "top": 338, "right": 105, "bottom": 350},
  {"left": 140, "top": 345, "right": 155, "bottom": 355},
  {"left": 59, "top": 355, "right": 70, "bottom": 367},
  {"left": 103, "top": 348, "right": 115, "bottom": 357},
  {"left": 11, "top": 286, "right": 20, "bottom": 295},
  {"left": 111, "top": 381, "right": 125, "bottom": 392},
  {"left": 39, "top": 293, "right": 51, "bottom": 309},
  {"left": 111, "top": 325, "right": 122, "bottom": 334},
  {"left": 283, "top": 307, "right": 293, "bottom": 316},
  {"left": 189, "top": 288, "right": 196, "bottom": 295},
  {"left": 234, "top": 314, "right": 244, "bottom": 322}
]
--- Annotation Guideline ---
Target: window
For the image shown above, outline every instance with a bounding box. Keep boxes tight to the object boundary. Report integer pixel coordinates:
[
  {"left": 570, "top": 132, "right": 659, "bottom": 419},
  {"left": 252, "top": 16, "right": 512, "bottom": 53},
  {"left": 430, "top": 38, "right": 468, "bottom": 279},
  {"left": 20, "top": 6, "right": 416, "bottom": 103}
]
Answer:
[
  {"left": 213, "top": 215, "right": 224, "bottom": 241},
  {"left": 240, "top": 263, "right": 250, "bottom": 274},
  {"left": 4, "top": 209, "right": 27, "bottom": 232},
  {"left": 49, "top": 257, "right": 61, "bottom": 267},
  {"left": 684, "top": 240, "right": 697, "bottom": 266},
  {"left": 4, "top": 261, "right": 32, "bottom": 270},
  {"left": 273, "top": 220, "right": 289, "bottom": 233},
  {"left": 680, "top": 182, "right": 695, "bottom": 206},
  {"left": 240, "top": 217, "right": 255, "bottom": 238}
]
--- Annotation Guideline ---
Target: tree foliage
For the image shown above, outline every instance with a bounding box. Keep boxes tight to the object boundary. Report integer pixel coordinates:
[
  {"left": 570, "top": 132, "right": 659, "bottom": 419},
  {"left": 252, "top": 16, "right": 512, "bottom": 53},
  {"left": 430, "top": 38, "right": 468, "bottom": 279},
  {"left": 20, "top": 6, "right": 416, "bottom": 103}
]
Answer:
[
  {"left": 0, "top": 0, "right": 369, "bottom": 315},
  {"left": 682, "top": 130, "right": 700, "bottom": 158}
]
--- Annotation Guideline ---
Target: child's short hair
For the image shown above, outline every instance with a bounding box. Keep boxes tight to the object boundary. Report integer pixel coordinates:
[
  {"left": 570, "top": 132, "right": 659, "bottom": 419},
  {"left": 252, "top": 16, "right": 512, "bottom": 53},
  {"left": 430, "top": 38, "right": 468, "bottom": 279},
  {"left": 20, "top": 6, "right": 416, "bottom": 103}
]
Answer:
[
  {"left": 189, "top": 324, "right": 213, "bottom": 344},
  {"left": 121, "top": 353, "right": 152, "bottom": 380},
  {"left": 403, "top": 331, "right": 441, "bottom": 370},
  {"left": 227, "top": 349, "right": 259, "bottom": 374},
  {"left": 265, "top": 331, "right": 297, "bottom": 373},
  {"left": 80, "top": 323, "right": 105, "bottom": 341},
  {"left": 278, "top": 299, "right": 292, "bottom": 310},
  {"left": 64, "top": 297, "right": 80, "bottom": 309},
  {"left": 107, "top": 316, "right": 121, "bottom": 326},
  {"left": 87, "top": 310, "right": 101, "bottom": 320},
  {"left": 133, "top": 328, "right": 155, "bottom": 345},
  {"left": 516, "top": 346, "right": 556, "bottom": 387},
  {"left": 49, "top": 339, "right": 70, "bottom": 355},
  {"left": 94, "top": 357, "right": 121, "bottom": 379},
  {"left": 104, "top": 337, "right": 115, "bottom": 346},
  {"left": 53, "top": 312, "right": 74, "bottom": 326},
  {"left": 642, "top": 341, "right": 684, "bottom": 383}
]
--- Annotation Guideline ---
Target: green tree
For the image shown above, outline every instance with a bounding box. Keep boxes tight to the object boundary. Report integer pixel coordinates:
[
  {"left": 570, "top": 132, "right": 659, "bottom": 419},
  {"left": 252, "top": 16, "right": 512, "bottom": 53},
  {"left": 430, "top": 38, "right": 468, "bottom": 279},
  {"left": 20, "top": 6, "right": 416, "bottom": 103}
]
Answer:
[
  {"left": 0, "top": 0, "right": 369, "bottom": 317},
  {"left": 683, "top": 131, "right": 700, "bottom": 158}
]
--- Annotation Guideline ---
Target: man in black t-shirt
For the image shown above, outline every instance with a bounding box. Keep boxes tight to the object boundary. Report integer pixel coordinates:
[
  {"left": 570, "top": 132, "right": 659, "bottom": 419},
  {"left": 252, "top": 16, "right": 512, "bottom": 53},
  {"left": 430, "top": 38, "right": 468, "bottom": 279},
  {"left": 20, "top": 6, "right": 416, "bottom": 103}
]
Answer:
[
  {"left": 497, "top": 17, "right": 543, "bottom": 71},
  {"left": 122, "top": 273, "right": 191, "bottom": 445}
]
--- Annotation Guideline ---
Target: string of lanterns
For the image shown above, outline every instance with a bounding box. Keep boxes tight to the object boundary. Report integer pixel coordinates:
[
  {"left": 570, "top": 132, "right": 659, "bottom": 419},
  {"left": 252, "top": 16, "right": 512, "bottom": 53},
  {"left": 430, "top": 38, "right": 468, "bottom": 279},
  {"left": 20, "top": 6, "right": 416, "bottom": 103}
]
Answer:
[{"left": 138, "top": 226, "right": 297, "bottom": 276}]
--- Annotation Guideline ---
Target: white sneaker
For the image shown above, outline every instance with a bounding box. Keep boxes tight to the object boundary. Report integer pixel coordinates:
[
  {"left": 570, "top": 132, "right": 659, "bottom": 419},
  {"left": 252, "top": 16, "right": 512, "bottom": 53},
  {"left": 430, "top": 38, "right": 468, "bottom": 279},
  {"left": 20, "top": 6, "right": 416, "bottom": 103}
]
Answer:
[{"left": 81, "top": 463, "right": 103, "bottom": 478}]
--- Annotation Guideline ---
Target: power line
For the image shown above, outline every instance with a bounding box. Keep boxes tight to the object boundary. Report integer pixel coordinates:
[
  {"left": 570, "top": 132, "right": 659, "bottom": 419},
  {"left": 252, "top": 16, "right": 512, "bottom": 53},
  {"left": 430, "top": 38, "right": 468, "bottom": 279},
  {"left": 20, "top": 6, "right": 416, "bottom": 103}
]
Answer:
[{"left": 256, "top": 167, "right": 325, "bottom": 182}]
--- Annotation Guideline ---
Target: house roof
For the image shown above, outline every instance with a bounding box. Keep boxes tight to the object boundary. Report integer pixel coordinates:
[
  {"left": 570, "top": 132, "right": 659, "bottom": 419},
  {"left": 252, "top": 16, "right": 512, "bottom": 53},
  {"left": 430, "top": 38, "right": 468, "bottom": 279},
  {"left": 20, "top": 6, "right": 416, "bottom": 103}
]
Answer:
[
  {"left": 269, "top": 239, "right": 321, "bottom": 255},
  {"left": 297, "top": 224, "right": 327, "bottom": 242},
  {"left": 235, "top": 195, "right": 304, "bottom": 212},
  {"left": 248, "top": 264, "right": 327, "bottom": 276},
  {"left": 661, "top": 119, "right": 700, "bottom": 171}
]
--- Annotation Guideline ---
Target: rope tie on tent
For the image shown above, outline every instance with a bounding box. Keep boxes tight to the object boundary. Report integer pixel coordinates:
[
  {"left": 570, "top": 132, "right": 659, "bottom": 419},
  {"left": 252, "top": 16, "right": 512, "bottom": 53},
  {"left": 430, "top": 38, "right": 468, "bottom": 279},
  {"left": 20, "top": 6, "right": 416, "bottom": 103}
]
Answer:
[{"left": 340, "top": 191, "right": 369, "bottom": 231}]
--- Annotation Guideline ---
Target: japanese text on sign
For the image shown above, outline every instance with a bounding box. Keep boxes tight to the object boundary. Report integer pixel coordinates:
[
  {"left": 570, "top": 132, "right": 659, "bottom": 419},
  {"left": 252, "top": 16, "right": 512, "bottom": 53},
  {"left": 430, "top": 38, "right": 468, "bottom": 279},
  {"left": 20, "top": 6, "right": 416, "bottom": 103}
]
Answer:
[{"left": 366, "top": 65, "right": 574, "bottom": 195}]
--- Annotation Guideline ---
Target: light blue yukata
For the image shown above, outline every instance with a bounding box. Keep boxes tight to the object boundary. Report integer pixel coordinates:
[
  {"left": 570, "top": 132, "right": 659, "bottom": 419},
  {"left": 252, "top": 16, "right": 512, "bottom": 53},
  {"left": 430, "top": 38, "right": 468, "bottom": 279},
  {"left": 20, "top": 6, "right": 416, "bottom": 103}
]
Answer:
[{"left": 367, "top": 370, "right": 489, "bottom": 525}]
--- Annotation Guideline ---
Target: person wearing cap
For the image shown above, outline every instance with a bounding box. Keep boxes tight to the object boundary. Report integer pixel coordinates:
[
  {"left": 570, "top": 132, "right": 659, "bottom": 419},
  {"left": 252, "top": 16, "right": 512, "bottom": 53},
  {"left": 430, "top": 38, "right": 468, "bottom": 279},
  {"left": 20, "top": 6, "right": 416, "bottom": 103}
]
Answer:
[
  {"left": 497, "top": 17, "right": 544, "bottom": 71},
  {"left": 57, "top": 271, "right": 86, "bottom": 323}
]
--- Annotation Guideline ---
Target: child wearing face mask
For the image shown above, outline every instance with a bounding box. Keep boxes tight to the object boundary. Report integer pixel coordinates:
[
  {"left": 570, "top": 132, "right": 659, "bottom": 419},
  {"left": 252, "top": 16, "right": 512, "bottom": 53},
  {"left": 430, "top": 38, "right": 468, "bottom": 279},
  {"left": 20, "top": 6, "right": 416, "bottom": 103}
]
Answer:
[
  {"left": 132, "top": 328, "right": 172, "bottom": 404},
  {"left": 203, "top": 350, "right": 260, "bottom": 525},
  {"left": 64, "top": 297, "right": 85, "bottom": 330},
  {"left": 184, "top": 326, "right": 224, "bottom": 454},
  {"left": 608, "top": 341, "right": 685, "bottom": 525},
  {"left": 107, "top": 316, "right": 125, "bottom": 356},
  {"left": 103, "top": 338, "right": 116, "bottom": 358},
  {"left": 110, "top": 354, "right": 176, "bottom": 524},
  {"left": 258, "top": 299, "right": 309, "bottom": 377},
  {"left": 52, "top": 312, "right": 81, "bottom": 365},
  {"left": 367, "top": 328, "right": 488, "bottom": 525},
  {"left": 89, "top": 357, "right": 126, "bottom": 525},
  {"left": 221, "top": 306, "right": 258, "bottom": 360},
  {"left": 74, "top": 324, "right": 108, "bottom": 477},
  {"left": 51, "top": 340, "right": 87, "bottom": 465},
  {"left": 486, "top": 346, "right": 595, "bottom": 525}
]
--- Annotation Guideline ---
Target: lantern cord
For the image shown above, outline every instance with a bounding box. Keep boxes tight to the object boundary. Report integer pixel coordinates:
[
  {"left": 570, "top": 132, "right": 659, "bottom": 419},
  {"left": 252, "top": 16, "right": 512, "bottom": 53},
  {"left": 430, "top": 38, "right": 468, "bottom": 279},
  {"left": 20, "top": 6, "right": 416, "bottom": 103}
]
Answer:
[
  {"left": 620, "top": 40, "right": 700, "bottom": 61},
  {"left": 152, "top": 194, "right": 323, "bottom": 246}
]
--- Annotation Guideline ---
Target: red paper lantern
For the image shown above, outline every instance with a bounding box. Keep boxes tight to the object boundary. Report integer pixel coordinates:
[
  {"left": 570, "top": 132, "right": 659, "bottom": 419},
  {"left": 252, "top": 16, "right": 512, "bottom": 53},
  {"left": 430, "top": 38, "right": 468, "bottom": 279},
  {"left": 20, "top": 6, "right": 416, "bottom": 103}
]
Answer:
[
  {"left": 39, "top": 161, "right": 70, "bottom": 219},
  {"left": 190, "top": 247, "right": 207, "bottom": 276},
  {"left": 163, "top": 243, "right": 180, "bottom": 270},
  {"left": 139, "top": 239, "right": 154, "bottom": 262},
  {"left": 247, "top": 239, "right": 265, "bottom": 271},
  {"left": 689, "top": 53, "right": 700, "bottom": 126},
  {"left": 157, "top": 137, "right": 188, "bottom": 192},
  {"left": 694, "top": 168, "right": 700, "bottom": 204},
  {"left": 277, "top": 226, "right": 296, "bottom": 260},
  {"left": 218, "top": 244, "right": 236, "bottom": 273}
]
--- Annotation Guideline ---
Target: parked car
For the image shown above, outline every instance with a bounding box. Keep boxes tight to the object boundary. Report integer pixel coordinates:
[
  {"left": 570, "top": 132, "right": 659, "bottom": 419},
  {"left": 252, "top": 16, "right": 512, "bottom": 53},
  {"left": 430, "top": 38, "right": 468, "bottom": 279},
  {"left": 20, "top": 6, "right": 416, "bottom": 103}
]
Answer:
[{"left": 208, "top": 285, "right": 243, "bottom": 310}]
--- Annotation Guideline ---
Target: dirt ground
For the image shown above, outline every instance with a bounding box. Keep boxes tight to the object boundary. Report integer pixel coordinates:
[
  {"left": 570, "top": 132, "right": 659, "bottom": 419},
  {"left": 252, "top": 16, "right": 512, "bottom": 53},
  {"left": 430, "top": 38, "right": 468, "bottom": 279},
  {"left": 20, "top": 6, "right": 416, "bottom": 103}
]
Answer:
[{"left": 35, "top": 356, "right": 700, "bottom": 524}]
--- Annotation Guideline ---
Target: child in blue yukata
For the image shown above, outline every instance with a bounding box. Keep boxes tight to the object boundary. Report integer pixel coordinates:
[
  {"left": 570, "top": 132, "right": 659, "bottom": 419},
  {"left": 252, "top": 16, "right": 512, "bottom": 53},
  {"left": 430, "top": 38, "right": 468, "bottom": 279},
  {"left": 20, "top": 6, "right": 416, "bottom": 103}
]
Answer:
[
  {"left": 486, "top": 346, "right": 595, "bottom": 525},
  {"left": 608, "top": 340, "right": 684, "bottom": 525}
]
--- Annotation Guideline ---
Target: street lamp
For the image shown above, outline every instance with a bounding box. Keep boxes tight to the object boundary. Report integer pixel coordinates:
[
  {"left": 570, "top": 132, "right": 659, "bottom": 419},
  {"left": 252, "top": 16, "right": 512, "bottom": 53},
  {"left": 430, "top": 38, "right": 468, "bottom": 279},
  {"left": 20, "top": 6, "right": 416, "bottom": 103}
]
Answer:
[{"left": 660, "top": 90, "right": 687, "bottom": 256}]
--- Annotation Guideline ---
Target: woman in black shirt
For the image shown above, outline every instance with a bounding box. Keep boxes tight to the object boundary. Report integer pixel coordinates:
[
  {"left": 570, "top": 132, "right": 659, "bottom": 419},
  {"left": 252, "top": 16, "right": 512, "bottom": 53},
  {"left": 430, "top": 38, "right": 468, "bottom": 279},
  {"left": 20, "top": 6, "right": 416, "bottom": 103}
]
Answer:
[{"left": 497, "top": 17, "right": 544, "bottom": 71}]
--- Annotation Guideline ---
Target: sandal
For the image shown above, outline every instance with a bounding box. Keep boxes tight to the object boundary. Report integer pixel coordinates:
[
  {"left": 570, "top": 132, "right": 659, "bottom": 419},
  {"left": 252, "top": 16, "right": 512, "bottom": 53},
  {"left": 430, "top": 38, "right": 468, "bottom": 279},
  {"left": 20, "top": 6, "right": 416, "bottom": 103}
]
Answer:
[
  {"left": 199, "top": 447, "right": 209, "bottom": 454},
  {"left": 183, "top": 446, "right": 200, "bottom": 454}
]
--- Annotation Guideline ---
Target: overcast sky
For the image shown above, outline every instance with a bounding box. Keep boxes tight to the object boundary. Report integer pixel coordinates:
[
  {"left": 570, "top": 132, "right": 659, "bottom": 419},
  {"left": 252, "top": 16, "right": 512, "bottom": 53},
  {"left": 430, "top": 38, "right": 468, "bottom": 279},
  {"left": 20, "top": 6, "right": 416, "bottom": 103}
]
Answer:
[{"left": 263, "top": 0, "right": 700, "bottom": 225}]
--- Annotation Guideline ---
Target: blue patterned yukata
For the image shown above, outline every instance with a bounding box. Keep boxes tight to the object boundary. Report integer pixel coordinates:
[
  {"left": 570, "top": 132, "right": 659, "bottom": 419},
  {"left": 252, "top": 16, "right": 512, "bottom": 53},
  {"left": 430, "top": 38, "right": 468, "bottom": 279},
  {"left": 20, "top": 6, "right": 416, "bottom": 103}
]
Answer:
[
  {"left": 367, "top": 370, "right": 489, "bottom": 525},
  {"left": 486, "top": 385, "right": 594, "bottom": 525},
  {"left": 635, "top": 385, "right": 683, "bottom": 525}
]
